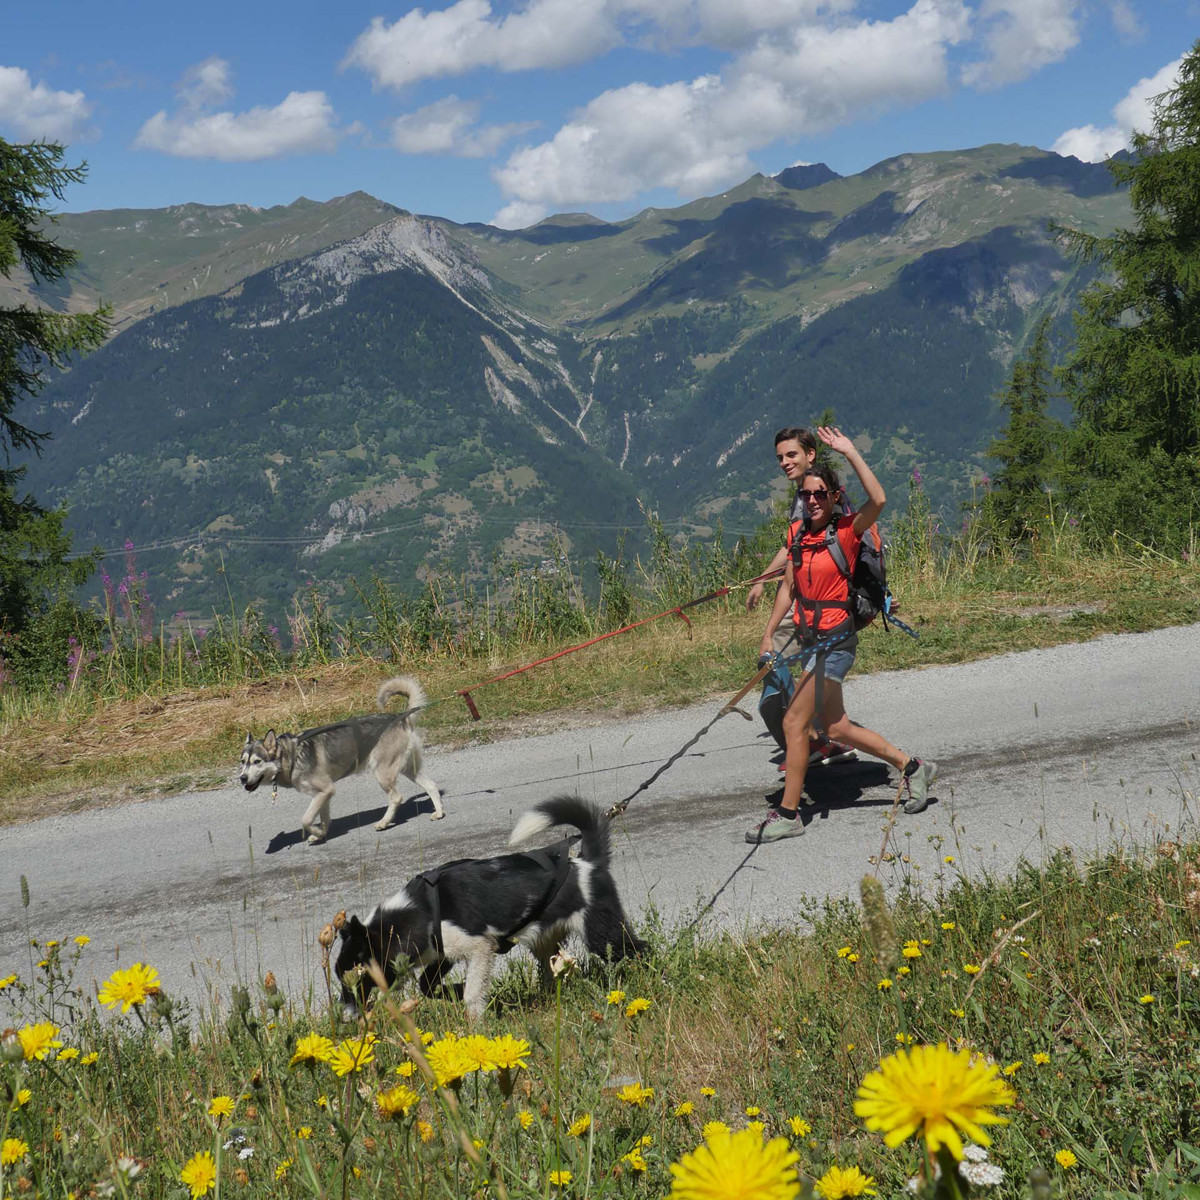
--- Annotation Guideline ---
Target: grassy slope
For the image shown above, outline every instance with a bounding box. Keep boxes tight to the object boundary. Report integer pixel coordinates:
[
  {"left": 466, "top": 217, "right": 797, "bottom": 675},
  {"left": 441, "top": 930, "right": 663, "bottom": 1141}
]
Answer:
[{"left": 3, "top": 834, "right": 1198, "bottom": 1198}]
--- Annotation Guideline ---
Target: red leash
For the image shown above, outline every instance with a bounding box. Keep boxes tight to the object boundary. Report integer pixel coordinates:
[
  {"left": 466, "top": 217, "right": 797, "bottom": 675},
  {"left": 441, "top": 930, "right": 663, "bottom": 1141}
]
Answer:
[{"left": 456, "top": 567, "right": 785, "bottom": 720}]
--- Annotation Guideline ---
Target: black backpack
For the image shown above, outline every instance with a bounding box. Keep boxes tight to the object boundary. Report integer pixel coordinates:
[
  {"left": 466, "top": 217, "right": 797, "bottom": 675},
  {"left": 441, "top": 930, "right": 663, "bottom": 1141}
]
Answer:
[{"left": 819, "top": 521, "right": 891, "bottom": 631}]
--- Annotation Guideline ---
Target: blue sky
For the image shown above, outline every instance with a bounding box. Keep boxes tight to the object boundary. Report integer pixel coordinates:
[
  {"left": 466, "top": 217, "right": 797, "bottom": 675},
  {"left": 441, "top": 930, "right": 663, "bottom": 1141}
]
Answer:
[{"left": 3, "top": 0, "right": 1196, "bottom": 227}]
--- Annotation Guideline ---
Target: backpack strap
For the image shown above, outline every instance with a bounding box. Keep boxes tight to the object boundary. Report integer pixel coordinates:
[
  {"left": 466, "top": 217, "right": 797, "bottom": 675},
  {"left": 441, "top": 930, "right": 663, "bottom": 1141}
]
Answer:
[{"left": 822, "top": 521, "right": 853, "bottom": 582}]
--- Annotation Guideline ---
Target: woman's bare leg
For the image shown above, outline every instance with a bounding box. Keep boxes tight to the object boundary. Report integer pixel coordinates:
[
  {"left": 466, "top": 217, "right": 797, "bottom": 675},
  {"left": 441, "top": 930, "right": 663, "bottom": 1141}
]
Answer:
[
  {"left": 779, "top": 674, "right": 817, "bottom": 812},
  {"left": 819, "top": 684, "right": 908, "bottom": 771}
]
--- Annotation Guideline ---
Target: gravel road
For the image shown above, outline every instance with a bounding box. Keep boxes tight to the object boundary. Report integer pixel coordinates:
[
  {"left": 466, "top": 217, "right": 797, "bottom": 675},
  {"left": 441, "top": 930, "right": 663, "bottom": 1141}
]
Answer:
[{"left": 3, "top": 624, "right": 1197, "bottom": 1015}]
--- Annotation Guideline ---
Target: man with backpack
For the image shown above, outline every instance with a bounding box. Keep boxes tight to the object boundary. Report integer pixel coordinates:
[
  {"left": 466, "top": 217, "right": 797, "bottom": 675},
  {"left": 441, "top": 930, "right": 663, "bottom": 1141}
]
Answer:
[
  {"left": 747, "top": 426, "right": 937, "bottom": 844},
  {"left": 748, "top": 427, "right": 857, "bottom": 768}
]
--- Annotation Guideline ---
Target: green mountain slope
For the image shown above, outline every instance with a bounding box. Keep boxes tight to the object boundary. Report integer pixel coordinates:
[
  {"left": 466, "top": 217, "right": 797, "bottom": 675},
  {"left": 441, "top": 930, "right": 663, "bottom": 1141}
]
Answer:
[
  {"left": 14, "top": 144, "right": 1131, "bottom": 616},
  {"left": 0, "top": 191, "right": 400, "bottom": 334}
]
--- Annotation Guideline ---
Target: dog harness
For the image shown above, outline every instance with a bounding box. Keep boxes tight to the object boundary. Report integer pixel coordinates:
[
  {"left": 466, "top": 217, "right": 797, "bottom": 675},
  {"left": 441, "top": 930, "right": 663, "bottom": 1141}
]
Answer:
[{"left": 414, "top": 839, "right": 575, "bottom": 957}]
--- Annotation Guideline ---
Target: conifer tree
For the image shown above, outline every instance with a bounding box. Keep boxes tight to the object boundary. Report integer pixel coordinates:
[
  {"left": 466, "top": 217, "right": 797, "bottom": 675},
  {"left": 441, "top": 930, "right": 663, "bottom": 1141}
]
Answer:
[
  {"left": 0, "top": 139, "right": 107, "bottom": 635},
  {"left": 987, "top": 316, "right": 1059, "bottom": 539},
  {"left": 1055, "top": 41, "right": 1200, "bottom": 546}
]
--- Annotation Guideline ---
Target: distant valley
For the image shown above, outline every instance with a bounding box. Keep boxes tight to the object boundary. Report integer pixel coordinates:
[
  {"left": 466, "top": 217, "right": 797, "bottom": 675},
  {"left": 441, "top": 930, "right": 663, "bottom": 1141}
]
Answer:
[{"left": 13, "top": 143, "right": 1127, "bottom": 618}]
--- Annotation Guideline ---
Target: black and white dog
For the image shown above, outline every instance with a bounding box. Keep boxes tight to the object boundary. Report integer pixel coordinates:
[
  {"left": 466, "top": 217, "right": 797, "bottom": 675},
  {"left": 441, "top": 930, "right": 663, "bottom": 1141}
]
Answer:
[{"left": 335, "top": 796, "right": 644, "bottom": 1018}]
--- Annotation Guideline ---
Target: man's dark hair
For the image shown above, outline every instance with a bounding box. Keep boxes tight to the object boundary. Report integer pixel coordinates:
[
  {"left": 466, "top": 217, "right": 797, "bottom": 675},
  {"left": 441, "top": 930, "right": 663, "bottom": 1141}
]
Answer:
[{"left": 774, "top": 426, "right": 817, "bottom": 452}]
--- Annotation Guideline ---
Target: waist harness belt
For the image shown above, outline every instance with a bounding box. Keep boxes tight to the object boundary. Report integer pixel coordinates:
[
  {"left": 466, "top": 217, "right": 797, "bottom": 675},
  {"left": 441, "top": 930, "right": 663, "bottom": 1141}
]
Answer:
[{"left": 414, "top": 839, "right": 575, "bottom": 957}]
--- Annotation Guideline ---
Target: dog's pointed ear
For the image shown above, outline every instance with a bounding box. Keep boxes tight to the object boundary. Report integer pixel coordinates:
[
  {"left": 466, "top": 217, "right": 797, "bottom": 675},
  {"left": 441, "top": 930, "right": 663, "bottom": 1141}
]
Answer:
[
  {"left": 340, "top": 915, "right": 363, "bottom": 940},
  {"left": 244, "top": 730, "right": 253, "bottom": 747},
  {"left": 263, "top": 729, "right": 277, "bottom": 755}
]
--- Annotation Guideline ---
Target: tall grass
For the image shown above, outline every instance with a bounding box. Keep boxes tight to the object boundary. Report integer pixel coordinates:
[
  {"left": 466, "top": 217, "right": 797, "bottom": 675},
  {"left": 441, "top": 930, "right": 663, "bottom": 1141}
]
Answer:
[{"left": 3, "top": 834, "right": 1200, "bottom": 1198}]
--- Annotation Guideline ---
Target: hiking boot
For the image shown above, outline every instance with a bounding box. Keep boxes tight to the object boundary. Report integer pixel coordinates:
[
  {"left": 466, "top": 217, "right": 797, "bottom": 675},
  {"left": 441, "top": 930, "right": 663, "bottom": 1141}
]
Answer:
[
  {"left": 746, "top": 808, "right": 806, "bottom": 844},
  {"left": 810, "top": 736, "right": 857, "bottom": 766},
  {"left": 903, "top": 760, "right": 938, "bottom": 814}
]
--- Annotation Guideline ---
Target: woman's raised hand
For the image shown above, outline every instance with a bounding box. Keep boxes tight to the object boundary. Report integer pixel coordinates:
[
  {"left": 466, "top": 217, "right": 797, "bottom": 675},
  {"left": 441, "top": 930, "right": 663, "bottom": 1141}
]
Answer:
[{"left": 816, "top": 426, "right": 855, "bottom": 457}]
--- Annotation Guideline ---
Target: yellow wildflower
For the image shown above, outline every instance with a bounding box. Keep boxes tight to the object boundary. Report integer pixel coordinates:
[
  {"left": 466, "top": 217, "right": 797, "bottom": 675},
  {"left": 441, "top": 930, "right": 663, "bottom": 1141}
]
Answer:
[
  {"left": 1055, "top": 1149, "right": 1078, "bottom": 1169},
  {"left": 2, "top": 1138, "right": 29, "bottom": 1167},
  {"left": 941, "top": 922, "right": 956, "bottom": 931},
  {"left": 81, "top": 1051, "right": 99, "bottom": 1066},
  {"left": 606, "top": 989, "right": 626, "bottom": 1005},
  {"left": 417, "top": 1121, "right": 434, "bottom": 1143},
  {"left": 625, "top": 997, "right": 653, "bottom": 1018},
  {"left": 16, "top": 1089, "right": 32, "bottom": 1107},
  {"left": 74, "top": 935, "right": 90, "bottom": 946},
  {"left": 295, "top": 1127, "right": 313, "bottom": 1139},
  {"left": 97, "top": 963, "right": 160, "bottom": 1013},
  {"left": 207, "top": 1096, "right": 235, "bottom": 1118},
  {"left": 377, "top": 1085, "right": 419, "bottom": 1120},
  {"left": 395, "top": 1061, "right": 417, "bottom": 1078},
  {"left": 700, "top": 1086, "right": 716, "bottom": 1097},
  {"left": 963, "top": 964, "right": 981, "bottom": 975},
  {"left": 517, "top": 1110, "right": 534, "bottom": 1130},
  {"left": 328, "top": 1033, "right": 378, "bottom": 1077},
  {"left": 548, "top": 1169, "right": 572, "bottom": 1186},
  {"left": 567, "top": 1114, "right": 592, "bottom": 1137},
  {"left": 902, "top": 941, "right": 922, "bottom": 959},
  {"left": 815, "top": 1164, "right": 877, "bottom": 1198},
  {"left": 854, "top": 1043, "right": 1015, "bottom": 1159},
  {"left": 275, "top": 1160, "right": 292, "bottom": 1181},
  {"left": 668, "top": 1126, "right": 799, "bottom": 1200},
  {"left": 788, "top": 1117, "right": 811, "bottom": 1137},
  {"left": 57, "top": 1047, "right": 80, "bottom": 1062},
  {"left": 1138, "top": 994, "right": 1155, "bottom": 1005},
  {"left": 878, "top": 979, "right": 893, "bottom": 991},
  {"left": 289, "top": 1032, "right": 334, "bottom": 1067},
  {"left": 623, "top": 1147, "right": 647, "bottom": 1171},
  {"left": 701, "top": 1121, "right": 731, "bottom": 1141},
  {"left": 674, "top": 1102, "right": 695, "bottom": 1117},
  {"left": 616, "top": 1082, "right": 654, "bottom": 1106},
  {"left": 1032, "top": 1053, "right": 1050, "bottom": 1065},
  {"left": 180, "top": 1151, "right": 216, "bottom": 1199},
  {"left": 18, "top": 1022, "right": 62, "bottom": 1061},
  {"left": 488, "top": 1034, "right": 530, "bottom": 1070},
  {"left": 1002, "top": 1062, "right": 1022, "bottom": 1077}
]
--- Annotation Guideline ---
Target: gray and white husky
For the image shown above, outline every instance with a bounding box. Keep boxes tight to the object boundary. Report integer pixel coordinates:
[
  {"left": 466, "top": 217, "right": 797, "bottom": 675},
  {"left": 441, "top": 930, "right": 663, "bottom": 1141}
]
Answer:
[{"left": 239, "top": 676, "right": 444, "bottom": 844}]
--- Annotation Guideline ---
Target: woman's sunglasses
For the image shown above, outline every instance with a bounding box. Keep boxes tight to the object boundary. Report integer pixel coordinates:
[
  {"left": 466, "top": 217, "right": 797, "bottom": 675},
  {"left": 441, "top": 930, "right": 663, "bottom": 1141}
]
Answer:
[{"left": 798, "top": 487, "right": 829, "bottom": 501}]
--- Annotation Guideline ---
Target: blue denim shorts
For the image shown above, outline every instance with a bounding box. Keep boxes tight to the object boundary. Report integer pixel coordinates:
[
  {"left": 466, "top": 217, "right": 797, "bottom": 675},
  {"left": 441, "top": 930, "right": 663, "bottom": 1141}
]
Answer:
[{"left": 797, "top": 647, "right": 856, "bottom": 684}]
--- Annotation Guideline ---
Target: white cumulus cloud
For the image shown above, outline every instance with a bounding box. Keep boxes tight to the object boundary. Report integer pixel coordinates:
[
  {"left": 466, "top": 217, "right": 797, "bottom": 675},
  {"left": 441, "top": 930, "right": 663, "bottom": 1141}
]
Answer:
[
  {"left": 0, "top": 65, "right": 92, "bottom": 141},
  {"left": 135, "top": 60, "right": 342, "bottom": 161},
  {"left": 390, "top": 96, "right": 535, "bottom": 157},
  {"left": 1053, "top": 55, "right": 1182, "bottom": 161},
  {"left": 962, "top": 0, "right": 1081, "bottom": 89},
  {"left": 491, "top": 0, "right": 970, "bottom": 227},
  {"left": 344, "top": 0, "right": 618, "bottom": 90}
]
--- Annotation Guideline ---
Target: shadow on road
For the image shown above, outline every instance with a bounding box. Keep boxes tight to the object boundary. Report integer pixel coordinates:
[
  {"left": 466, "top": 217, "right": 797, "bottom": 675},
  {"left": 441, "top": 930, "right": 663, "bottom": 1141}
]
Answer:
[
  {"left": 762, "top": 760, "right": 934, "bottom": 828},
  {"left": 264, "top": 794, "right": 440, "bottom": 853}
]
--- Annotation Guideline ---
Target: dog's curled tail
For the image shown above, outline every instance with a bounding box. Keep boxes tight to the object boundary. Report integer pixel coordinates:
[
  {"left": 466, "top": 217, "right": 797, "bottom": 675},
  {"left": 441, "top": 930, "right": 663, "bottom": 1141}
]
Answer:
[
  {"left": 509, "top": 795, "right": 609, "bottom": 867},
  {"left": 377, "top": 675, "right": 426, "bottom": 715}
]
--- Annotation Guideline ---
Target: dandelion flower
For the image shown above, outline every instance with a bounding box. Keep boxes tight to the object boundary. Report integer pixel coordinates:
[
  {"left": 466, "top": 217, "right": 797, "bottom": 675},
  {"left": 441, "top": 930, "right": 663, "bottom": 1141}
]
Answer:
[
  {"left": 854, "top": 1043, "right": 1015, "bottom": 1160},
  {"left": 624, "top": 1147, "right": 648, "bottom": 1171},
  {"left": 296, "top": 1127, "right": 313, "bottom": 1140},
  {"left": 180, "top": 1151, "right": 217, "bottom": 1199},
  {"left": 606, "top": 990, "right": 626, "bottom": 1005},
  {"left": 417, "top": 1120, "right": 434, "bottom": 1143},
  {"left": 289, "top": 1033, "right": 334, "bottom": 1067},
  {"left": 328, "top": 1033, "right": 378, "bottom": 1077},
  {"left": 1032, "top": 1053, "right": 1050, "bottom": 1066},
  {"left": 275, "top": 1159, "right": 292, "bottom": 1181},
  {"left": 207, "top": 1096, "right": 235, "bottom": 1118},
  {"left": 747, "top": 1121, "right": 765, "bottom": 1135},
  {"left": 897, "top": 967, "right": 912, "bottom": 977},
  {"left": 902, "top": 941, "right": 922, "bottom": 959},
  {"left": 458, "top": 1034, "right": 497, "bottom": 1072},
  {"left": 517, "top": 1110, "right": 534, "bottom": 1130},
  {"left": 548, "top": 1169, "right": 572, "bottom": 1186},
  {"left": 2, "top": 1139, "right": 29, "bottom": 1167},
  {"left": 943, "top": 856, "right": 955, "bottom": 865},
  {"left": 0, "top": 974, "right": 17, "bottom": 990},
  {"left": 57, "top": 1047, "right": 80, "bottom": 1062},
  {"left": 425, "top": 1037, "right": 471, "bottom": 1087},
  {"left": 1176, "top": 940, "right": 1192, "bottom": 950},
  {"left": 75, "top": 935, "right": 90, "bottom": 947},
  {"left": 815, "top": 1164, "right": 877, "bottom": 1198},
  {"left": 626, "top": 997, "right": 653, "bottom": 1017},
  {"left": 1002, "top": 1062, "right": 1021, "bottom": 1077},
  {"left": 837, "top": 947, "right": 853, "bottom": 958},
  {"left": 377, "top": 1085, "right": 419, "bottom": 1120},
  {"left": 949, "top": 1008, "right": 965, "bottom": 1019},
  {"left": 878, "top": 979, "right": 893, "bottom": 991},
  {"left": 16, "top": 1089, "right": 31, "bottom": 1107},
  {"left": 616, "top": 1082, "right": 654, "bottom": 1107},
  {"left": 81, "top": 1051, "right": 99, "bottom": 1066},
  {"left": 788, "top": 1117, "right": 811, "bottom": 1137},
  {"left": 668, "top": 1126, "right": 799, "bottom": 1200},
  {"left": 97, "top": 963, "right": 160, "bottom": 1013},
  {"left": 395, "top": 1061, "right": 417, "bottom": 1078},
  {"left": 745, "top": 1106, "right": 761, "bottom": 1117},
  {"left": 941, "top": 922, "right": 956, "bottom": 931},
  {"left": 847, "top": 953, "right": 860, "bottom": 963},
  {"left": 701, "top": 1121, "right": 731, "bottom": 1141},
  {"left": 1055, "top": 1149, "right": 1077, "bottom": 1169},
  {"left": 1138, "top": 994, "right": 1155, "bottom": 1005},
  {"left": 488, "top": 1034, "right": 530, "bottom": 1071},
  {"left": 674, "top": 1102, "right": 695, "bottom": 1117},
  {"left": 962, "top": 964, "right": 981, "bottom": 975},
  {"left": 567, "top": 1114, "right": 592, "bottom": 1137},
  {"left": 18, "top": 1022, "right": 62, "bottom": 1061},
  {"left": 700, "top": 1087, "right": 716, "bottom": 1097}
]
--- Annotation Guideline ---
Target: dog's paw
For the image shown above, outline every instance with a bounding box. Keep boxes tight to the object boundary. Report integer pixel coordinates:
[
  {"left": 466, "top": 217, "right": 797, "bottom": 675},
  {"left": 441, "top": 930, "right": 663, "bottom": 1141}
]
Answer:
[
  {"left": 306, "top": 833, "right": 327, "bottom": 846},
  {"left": 430, "top": 810, "right": 446, "bottom": 821},
  {"left": 374, "top": 819, "right": 395, "bottom": 832}
]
